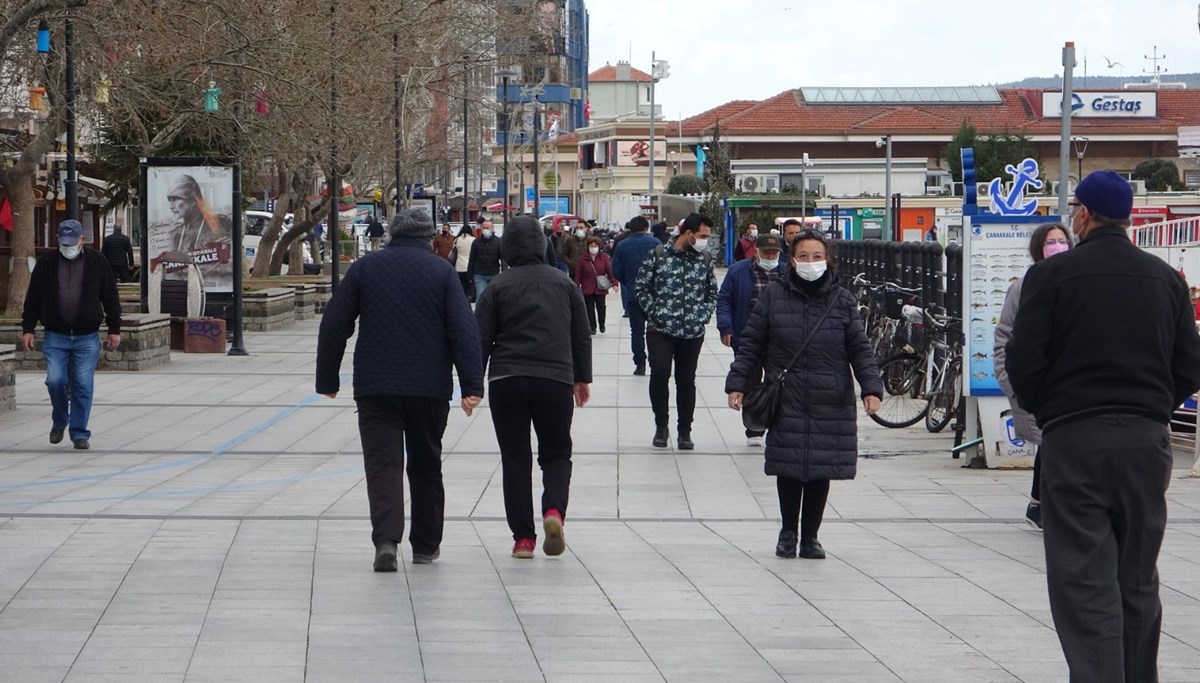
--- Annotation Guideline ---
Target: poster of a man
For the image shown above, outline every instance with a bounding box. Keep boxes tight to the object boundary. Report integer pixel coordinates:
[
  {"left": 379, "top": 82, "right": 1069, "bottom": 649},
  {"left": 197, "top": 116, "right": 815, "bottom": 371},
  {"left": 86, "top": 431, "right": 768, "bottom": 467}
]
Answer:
[{"left": 146, "top": 166, "right": 234, "bottom": 293}]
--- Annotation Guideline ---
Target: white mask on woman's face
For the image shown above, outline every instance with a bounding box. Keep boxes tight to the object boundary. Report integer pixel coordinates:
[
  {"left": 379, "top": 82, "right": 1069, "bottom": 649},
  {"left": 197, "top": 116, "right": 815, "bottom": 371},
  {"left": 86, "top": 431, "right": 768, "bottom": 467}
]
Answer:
[
  {"left": 60, "top": 244, "right": 81, "bottom": 260},
  {"left": 793, "top": 260, "right": 827, "bottom": 281},
  {"left": 588, "top": 246, "right": 599, "bottom": 256}
]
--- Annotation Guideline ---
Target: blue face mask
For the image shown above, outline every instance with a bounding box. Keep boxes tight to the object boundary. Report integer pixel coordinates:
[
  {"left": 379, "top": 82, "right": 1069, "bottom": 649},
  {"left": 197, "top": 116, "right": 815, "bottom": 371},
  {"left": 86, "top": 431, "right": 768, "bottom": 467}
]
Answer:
[{"left": 757, "top": 258, "right": 779, "bottom": 271}]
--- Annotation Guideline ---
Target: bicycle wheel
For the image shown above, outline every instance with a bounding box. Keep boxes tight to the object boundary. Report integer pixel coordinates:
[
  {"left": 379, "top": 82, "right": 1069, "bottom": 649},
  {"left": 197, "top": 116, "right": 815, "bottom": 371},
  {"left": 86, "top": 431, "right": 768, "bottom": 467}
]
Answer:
[
  {"left": 925, "top": 357, "right": 962, "bottom": 433},
  {"left": 870, "top": 353, "right": 929, "bottom": 428}
]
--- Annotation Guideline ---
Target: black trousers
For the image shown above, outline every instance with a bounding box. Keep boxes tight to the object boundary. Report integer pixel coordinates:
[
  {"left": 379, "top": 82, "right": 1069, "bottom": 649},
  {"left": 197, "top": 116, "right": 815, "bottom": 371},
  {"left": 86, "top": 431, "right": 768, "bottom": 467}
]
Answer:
[
  {"left": 732, "top": 339, "right": 765, "bottom": 438},
  {"left": 110, "top": 264, "right": 132, "bottom": 283},
  {"left": 777, "top": 477, "right": 830, "bottom": 540},
  {"left": 1031, "top": 449, "right": 1041, "bottom": 501},
  {"left": 627, "top": 298, "right": 647, "bottom": 367},
  {"left": 490, "top": 377, "right": 574, "bottom": 542},
  {"left": 1041, "top": 414, "right": 1173, "bottom": 683},
  {"left": 646, "top": 330, "right": 704, "bottom": 432},
  {"left": 584, "top": 294, "right": 607, "bottom": 332},
  {"left": 458, "top": 271, "right": 474, "bottom": 302},
  {"left": 356, "top": 396, "right": 450, "bottom": 554}
]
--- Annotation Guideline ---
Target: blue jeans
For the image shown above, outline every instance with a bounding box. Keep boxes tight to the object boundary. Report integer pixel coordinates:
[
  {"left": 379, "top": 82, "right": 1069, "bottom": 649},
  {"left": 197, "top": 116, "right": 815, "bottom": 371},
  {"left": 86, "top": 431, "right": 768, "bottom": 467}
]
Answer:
[
  {"left": 43, "top": 331, "right": 101, "bottom": 441},
  {"left": 626, "top": 296, "right": 647, "bottom": 367},
  {"left": 474, "top": 274, "right": 495, "bottom": 298}
]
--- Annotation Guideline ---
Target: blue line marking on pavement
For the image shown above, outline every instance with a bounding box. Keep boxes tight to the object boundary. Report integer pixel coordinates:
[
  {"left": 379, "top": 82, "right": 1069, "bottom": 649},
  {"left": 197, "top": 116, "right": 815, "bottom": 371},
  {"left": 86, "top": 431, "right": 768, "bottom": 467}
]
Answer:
[{"left": 0, "top": 374, "right": 352, "bottom": 493}]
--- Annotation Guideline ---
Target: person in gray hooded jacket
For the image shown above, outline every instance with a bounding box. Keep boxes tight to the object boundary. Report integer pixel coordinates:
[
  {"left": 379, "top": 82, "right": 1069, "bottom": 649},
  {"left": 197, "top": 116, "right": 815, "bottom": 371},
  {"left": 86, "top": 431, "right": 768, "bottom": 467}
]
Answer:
[
  {"left": 992, "top": 223, "right": 1072, "bottom": 531},
  {"left": 475, "top": 215, "right": 593, "bottom": 559}
]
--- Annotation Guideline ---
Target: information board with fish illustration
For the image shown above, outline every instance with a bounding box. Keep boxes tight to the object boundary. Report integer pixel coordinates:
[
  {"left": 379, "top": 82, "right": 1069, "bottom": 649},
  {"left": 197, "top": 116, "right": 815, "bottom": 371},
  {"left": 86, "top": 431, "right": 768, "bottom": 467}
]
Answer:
[{"left": 964, "top": 215, "right": 1061, "bottom": 396}]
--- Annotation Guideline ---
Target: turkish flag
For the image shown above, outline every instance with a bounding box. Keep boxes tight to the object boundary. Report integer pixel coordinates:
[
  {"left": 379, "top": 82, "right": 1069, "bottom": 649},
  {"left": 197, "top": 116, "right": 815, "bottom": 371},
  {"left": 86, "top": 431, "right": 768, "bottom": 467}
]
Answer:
[{"left": 0, "top": 197, "right": 11, "bottom": 232}]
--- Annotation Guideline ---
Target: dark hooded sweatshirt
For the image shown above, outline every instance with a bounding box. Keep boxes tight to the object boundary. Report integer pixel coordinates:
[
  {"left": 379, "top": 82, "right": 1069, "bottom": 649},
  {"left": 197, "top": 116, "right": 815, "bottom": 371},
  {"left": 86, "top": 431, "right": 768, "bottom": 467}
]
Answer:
[{"left": 475, "top": 217, "right": 593, "bottom": 386}]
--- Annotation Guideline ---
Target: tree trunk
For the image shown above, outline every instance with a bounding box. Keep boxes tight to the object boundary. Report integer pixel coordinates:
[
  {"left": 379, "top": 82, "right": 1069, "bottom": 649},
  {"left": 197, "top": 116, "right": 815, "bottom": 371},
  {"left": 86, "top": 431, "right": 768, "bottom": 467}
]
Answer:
[
  {"left": 289, "top": 239, "right": 306, "bottom": 274},
  {"left": 2, "top": 168, "right": 37, "bottom": 316},
  {"left": 270, "top": 222, "right": 316, "bottom": 276},
  {"left": 251, "top": 197, "right": 292, "bottom": 277}
]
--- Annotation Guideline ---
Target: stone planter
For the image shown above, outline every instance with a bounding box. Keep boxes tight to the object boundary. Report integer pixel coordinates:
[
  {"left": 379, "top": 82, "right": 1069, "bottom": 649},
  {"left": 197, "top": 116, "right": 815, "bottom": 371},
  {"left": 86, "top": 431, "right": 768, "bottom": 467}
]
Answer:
[
  {"left": 13, "top": 314, "right": 171, "bottom": 371},
  {"left": 291, "top": 284, "right": 317, "bottom": 321},
  {"left": 243, "top": 287, "right": 297, "bottom": 331},
  {"left": 0, "top": 347, "right": 14, "bottom": 414},
  {"left": 313, "top": 282, "right": 333, "bottom": 314}
]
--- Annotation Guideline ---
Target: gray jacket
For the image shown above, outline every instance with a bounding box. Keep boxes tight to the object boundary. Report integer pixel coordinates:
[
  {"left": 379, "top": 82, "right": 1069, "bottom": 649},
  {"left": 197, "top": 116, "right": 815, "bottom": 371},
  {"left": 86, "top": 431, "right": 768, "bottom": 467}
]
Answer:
[{"left": 993, "top": 277, "right": 1042, "bottom": 444}]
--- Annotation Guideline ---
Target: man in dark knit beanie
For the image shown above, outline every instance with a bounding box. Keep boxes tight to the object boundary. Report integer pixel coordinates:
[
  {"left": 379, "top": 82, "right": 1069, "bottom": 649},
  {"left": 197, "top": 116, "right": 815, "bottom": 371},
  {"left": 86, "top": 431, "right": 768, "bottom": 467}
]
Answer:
[
  {"left": 316, "top": 207, "right": 484, "bottom": 571},
  {"left": 1007, "top": 169, "right": 1200, "bottom": 680}
]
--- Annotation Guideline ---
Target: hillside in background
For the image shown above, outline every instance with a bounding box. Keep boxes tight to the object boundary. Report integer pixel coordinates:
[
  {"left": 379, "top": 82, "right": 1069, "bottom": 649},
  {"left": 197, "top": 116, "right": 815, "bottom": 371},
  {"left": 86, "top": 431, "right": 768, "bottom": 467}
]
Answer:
[{"left": 1000, "top": 73, "right": 1200, "bottom": 89}]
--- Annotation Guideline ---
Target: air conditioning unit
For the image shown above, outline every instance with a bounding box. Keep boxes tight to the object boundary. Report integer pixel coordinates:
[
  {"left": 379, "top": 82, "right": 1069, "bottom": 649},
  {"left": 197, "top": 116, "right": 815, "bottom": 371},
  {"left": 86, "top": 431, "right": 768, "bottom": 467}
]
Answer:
[
  {"left": 739, "top": 174, "right": 779, "bottom": 193},
  {"left": 976, "top": 182, "right": 992, "bottom": 197},
  {"left": 1129, "top": 180, "right": 1148, "bottom": 195}
]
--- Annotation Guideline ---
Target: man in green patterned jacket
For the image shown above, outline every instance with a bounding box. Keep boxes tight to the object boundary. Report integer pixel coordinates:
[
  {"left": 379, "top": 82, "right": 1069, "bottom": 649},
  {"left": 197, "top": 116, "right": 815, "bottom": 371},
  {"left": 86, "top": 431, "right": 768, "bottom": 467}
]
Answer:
[{"left": 635, "top": 213, "right": 719, "bottom": 450}]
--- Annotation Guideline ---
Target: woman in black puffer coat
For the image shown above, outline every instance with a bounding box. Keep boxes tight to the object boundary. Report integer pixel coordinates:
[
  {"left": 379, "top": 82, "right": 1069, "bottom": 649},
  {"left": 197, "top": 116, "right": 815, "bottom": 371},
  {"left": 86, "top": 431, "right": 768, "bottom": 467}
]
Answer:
[{"left": 725, "top": 231, "right": 883, "bottom": 560}]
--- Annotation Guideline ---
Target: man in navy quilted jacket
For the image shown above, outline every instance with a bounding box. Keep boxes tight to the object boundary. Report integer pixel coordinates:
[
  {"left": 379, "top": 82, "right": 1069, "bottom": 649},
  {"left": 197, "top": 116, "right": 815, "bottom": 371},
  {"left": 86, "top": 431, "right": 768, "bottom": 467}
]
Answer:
[{"left": 316, "top": 208, "right": 484, "bottom": 572}]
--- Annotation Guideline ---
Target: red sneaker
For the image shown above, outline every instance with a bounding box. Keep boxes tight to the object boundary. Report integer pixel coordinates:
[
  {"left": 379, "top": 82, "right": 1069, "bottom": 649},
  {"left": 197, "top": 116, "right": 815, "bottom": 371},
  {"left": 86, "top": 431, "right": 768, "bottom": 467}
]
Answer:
[
  {"left": 512, "top": 538, "right": 536, "bottom": 559},
  {"left": 543, "top": 509, "right": 565, "bottom": 557}
]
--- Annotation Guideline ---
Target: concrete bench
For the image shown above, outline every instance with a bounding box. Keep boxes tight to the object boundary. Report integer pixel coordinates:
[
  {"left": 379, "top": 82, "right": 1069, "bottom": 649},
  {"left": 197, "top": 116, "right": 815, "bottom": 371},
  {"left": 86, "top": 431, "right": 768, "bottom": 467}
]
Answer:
[
  {"left": 291, "top": 284, "right": 317, "bottom": 321},
  {"left": 244, "top": 288, "right": 297, "bottom": 331}
]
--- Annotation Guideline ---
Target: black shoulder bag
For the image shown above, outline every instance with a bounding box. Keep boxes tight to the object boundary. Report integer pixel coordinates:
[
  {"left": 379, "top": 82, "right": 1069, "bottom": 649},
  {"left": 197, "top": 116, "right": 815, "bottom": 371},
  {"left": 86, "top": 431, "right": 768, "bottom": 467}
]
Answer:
[{"left": 741, "top": 302, "right": 834, "bottom": 433}]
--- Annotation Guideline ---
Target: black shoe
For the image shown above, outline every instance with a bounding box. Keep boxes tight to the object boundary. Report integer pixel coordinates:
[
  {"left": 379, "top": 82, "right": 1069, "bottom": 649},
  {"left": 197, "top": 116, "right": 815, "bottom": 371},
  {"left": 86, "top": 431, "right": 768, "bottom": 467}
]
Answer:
[
  {"left": 412, "top": 548, "right": 440, "bottom": 565},
  {"left": 374, "top": 541, "right": 398, "bottom": 572},
  {"left": 799, "top": 538, "right": 826, "bottom": 560},
  {"left": 652, "top": 426, "right": 669, "bottom": 449},
  {"left": 677, "top": 433, "right": 694, "bottom": 450},
  {"left": 591, "top": 328, "right": 597, "bottom": 335},
  {"left": 776, "top": 530, "right": 798, "bottom": 558},
  {"left": 599, "top": 326, "right": 605, "bottom": 334},
  {"left": 72, "top": 439, "right": 90, "bottom": 450},
  {"left": 633, "top": 364, "right": 646, "bottom": 376},
  {"left": 50, "top": 427, "right": 64, "bottom": 445}
]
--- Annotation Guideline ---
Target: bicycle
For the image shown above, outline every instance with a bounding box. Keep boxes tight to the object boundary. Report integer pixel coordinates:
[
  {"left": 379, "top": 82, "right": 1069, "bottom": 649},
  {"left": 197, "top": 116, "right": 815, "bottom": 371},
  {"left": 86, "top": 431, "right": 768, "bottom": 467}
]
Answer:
[{"left": 869, "top": 306, "right": 962, "bottom": 431}]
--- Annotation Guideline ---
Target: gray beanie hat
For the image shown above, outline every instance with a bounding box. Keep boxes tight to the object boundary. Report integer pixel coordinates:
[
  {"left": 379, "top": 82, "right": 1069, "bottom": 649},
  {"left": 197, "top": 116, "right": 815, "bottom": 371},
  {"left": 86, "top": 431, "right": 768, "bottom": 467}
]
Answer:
[{"left": 389, "top": 208, "right": 436, "bottom": 238}]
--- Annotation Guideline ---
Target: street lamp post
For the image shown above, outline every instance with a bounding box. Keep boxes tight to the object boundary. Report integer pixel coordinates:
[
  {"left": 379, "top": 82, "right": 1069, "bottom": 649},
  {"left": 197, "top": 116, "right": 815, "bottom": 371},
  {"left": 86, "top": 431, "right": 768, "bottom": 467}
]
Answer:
[
  {"left": 393, "top": 33, "right": 402, "bottom": 216},
  {"left": 532, "top": 97, "right": 541, "bottom": 217},
  {"left": 1072, "top": 136, "right": 1089, "bottom": 182},
  {"left": 462, "top": 54, "right": 470, "bottom": 226},
  {"left": 800, "top": 152, "right": 813, "bottom": 218},
  {"left": 648, "top": 55, "right": 670, "bottom": 217},
  {"left": 496, "top": 67, "right": 521, "bottom": 223},
  {"left": 877, "top": 136, "right": 893, "bottom": 240},
  {"left": 328, "top": 0, "right": 340, "bottom": 290},
  {"left": 37, "top": 15, "right": 78, "bottom": 222}
]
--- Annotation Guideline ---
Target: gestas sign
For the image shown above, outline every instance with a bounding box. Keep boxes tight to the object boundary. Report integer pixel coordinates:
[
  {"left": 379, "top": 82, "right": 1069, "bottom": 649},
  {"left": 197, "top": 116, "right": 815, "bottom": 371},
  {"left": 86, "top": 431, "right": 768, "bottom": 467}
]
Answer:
[{"left": 1042, "top": 91, "right": 1157, "bottom": 118}]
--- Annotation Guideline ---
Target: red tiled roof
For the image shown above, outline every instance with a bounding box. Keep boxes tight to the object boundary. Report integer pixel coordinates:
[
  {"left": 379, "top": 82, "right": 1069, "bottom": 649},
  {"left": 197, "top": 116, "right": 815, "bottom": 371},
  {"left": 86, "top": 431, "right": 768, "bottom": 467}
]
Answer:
[
  {"left": 686, "top": 88, "right": 1200, "bottom": 137},
  {"left": 589, "top": 64, "right": 652, "bottom": 82}
]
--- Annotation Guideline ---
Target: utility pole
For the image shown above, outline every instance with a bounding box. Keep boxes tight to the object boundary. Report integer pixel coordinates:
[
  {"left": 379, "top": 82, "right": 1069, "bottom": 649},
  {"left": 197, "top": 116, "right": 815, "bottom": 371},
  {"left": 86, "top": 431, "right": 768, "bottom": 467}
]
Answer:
[
  {"left": 462, "top": 54, "right": 470, "bottom": 226},
  {"left": 329, "top": 0, "right": 340, "bottom": 290},
  {"left": 532, "top": 98, "right": 541, "bottom": 218},
  {"left": 393, "top": 33, "right": 402, "bottom": 215},
  {"left": 64, "top": 14, "right": 77, "bottom": 221},
  {"left": 1059, "top": 42, "right": 1075, "bottom": 218}
]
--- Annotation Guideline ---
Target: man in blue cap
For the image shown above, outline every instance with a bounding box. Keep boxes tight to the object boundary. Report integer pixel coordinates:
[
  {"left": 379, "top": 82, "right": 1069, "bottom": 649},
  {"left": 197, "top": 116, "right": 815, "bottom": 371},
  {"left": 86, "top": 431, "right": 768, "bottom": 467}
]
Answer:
[
  {"left": 1007, "top": 170, "right": 1200, "bottom": 681},
  {"left": 21, "top": 219, "right": 122, "bottom": 450}
]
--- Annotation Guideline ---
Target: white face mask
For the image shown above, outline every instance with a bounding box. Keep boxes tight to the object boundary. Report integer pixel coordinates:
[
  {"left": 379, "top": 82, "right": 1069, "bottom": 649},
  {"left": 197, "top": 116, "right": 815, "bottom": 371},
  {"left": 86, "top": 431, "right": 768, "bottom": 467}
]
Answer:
[
  {"left": 575, "top": 230, "right": 586, "bottom": 239},
  {"left": 757, "top": 258, "right": 779, "bottom": 271},
  {"left": 793, "top": 260, "right": 827, "bottom": 281},
  {"left": 482, "top": 229, "right": 493, "bottom": 239},
  {"left": 748, "top": 230, "right": 758, "bottom": 239},
  {"left": 692, "top": 237, "right": 709, "bottom": 253},
  {"left": 60, "top": 244, "right": 81, "bottom": 260},
  {"left": 588, "top": 246, "right": 599, "bottom": 256}
]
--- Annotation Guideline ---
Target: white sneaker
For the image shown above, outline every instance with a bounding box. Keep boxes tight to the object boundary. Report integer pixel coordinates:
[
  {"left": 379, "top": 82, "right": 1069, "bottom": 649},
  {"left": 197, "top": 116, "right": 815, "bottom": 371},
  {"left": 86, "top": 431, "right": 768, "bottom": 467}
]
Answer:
[{"left": 747, "top": 436, "right": 764, "bottom": 447}]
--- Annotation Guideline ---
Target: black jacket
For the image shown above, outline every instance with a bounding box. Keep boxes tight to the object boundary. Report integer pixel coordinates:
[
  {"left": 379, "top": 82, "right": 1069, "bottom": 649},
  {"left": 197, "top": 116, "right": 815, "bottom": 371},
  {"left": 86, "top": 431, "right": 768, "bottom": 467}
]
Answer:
[
  {"left": 468, "top": 234, "right": 505, "bottom": 277},
  {"left": 1007, "top": 226, "right": 1200, "bottom": 431},
  {"left": 101, "top": 232, "right": 134, "bottom": 268},
  {"left": 22, "top": 249, "right": 122, "bottom": 335},
  {"left": 365, "top": 220, "right": 385, "bottom": 238},
  {"left": 475, "top": 220, "right": 592, "bottom": 387},
  {"left": 315, "top": 237, "right": 484, "bottom": 400},
  {"left": 725, "top": 271, "right": 882, "bottom": 482}
]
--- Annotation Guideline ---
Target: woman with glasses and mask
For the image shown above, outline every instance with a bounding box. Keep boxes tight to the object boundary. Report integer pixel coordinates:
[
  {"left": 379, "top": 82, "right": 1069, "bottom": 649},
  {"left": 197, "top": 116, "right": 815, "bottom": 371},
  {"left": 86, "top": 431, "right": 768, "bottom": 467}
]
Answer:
[
  {"left": 725, "top": 229, "right": 883, "bottom": 559},
  {"left": 992, "top": 223, "right": 1073, "bottom": 531}
]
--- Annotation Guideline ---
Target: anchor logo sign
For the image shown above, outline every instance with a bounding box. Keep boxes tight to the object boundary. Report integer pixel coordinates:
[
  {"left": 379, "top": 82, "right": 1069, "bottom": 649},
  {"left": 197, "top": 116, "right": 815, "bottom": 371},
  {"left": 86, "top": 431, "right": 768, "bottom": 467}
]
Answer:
[{"left": 988, "top": 158, "right": 1043, "bottom": 216}]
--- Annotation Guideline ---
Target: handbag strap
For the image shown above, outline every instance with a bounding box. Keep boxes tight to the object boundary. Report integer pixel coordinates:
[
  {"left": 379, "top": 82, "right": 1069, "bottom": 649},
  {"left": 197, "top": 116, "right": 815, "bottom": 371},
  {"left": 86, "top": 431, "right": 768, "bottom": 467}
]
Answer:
[{"left": 773, "top": 301, "right": 835, "bottom": 382}]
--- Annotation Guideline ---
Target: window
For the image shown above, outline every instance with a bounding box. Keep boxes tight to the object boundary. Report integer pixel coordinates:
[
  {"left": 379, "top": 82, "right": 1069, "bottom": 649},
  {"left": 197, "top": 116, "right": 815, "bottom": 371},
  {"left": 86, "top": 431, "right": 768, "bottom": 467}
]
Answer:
[{"left": 1186, "top": 171, "right": 1200, "bottom": 190}]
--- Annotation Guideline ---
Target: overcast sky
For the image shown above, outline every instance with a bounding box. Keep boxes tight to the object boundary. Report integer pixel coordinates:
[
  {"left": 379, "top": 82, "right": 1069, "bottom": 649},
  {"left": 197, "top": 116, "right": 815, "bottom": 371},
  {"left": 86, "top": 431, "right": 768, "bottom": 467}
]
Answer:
[{"left": 587, "top": 0, "right": 1200, "bottom": 118}]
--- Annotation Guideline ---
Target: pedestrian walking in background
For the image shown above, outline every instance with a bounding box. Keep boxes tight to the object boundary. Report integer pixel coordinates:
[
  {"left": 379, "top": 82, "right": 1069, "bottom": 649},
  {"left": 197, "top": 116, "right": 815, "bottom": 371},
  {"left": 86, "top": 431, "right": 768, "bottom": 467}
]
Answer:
[
  {"left": 725, "top": 229, "right": 882, "bottom": 560},
  {"left": 574, "top": 236, "right": 617, "bottom": 335},
  {"left": 432, "top": 222, "right": 455, "bottom": 261},
  {"left": 468, "top": 219, "right": 505, "bottom": 298},
  {"left": 475, "top": 215, "right": 592, "bottom": 559},
  {"left": 717, "top": 234, "right": 787, "bottom": 446},
  {"left": 612, "top": 215, "right": 661, "bottom": 375},
  {"left": 635, "top": 213, "right": 718, "bottom": 450},
  {"left": 1007, "top": 170, "right": 1200, "bottom": 682},
  {"left": 992, "top": 222, "right": 1073, "bottom": 531},
  {"left": 651, "top": 221, "right": 669, "bottom": 244},
  {"left": 561, "top": 223, "right": 587, "bottom": 278},
  {"left": 316, "top": 208, "right": 484, "bottom": 571},
  {"left": 101, "top": 226, "right": 135, "bottom": 282},
  {"left": 451, "top": 225, "right": 476, "bottom": 301},
  {"left": 733, "top": 224, "right": 759, "bottom": 262},
  {"left": 366, "top": 215, "right": 386, "bottom": 252},
  {"left": 21, "top": 219, "right": 122, "bottom": 450}
]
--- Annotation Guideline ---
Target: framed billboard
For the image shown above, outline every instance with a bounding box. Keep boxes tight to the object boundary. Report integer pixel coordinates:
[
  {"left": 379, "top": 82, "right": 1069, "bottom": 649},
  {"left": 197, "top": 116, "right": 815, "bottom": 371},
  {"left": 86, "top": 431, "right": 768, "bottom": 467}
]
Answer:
[{"left": 142, "top": 161, "right": 235, "bottom": 294}]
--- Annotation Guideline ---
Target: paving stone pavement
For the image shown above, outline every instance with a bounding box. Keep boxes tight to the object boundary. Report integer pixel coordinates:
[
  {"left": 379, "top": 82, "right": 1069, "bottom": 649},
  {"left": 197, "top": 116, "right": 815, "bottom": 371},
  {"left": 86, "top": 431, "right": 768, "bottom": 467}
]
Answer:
[{"left": 4, "top": 310, "right": 1200, "bottom": 682}]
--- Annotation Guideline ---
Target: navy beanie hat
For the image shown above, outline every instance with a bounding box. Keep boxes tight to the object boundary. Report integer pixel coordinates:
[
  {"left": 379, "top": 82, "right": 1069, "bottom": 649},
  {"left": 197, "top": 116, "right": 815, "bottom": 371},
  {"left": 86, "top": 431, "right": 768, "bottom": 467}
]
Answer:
[{"left": 1075, "top": 170, "right": 1133, "bottom": 221}]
